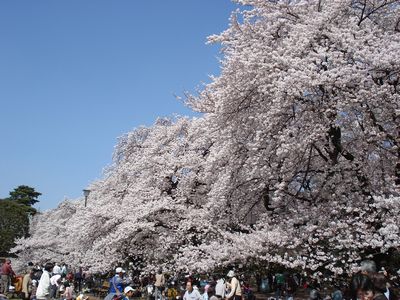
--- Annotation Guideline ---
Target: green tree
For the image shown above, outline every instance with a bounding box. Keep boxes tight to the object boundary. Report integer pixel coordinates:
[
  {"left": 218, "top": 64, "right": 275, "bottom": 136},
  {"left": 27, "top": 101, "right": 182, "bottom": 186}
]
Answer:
[
  {"left": 0, "top": 185, "right": 40, "bottom": 256},
  {"left": 8, "top": 185, "right": 41, "bottom": 206}
]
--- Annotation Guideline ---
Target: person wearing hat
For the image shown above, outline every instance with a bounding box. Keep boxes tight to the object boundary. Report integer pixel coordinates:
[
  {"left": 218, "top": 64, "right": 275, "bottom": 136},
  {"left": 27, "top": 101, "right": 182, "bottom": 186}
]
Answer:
[
  {"left": 105, "top": 267, "right": 126, "bottom": 300},
  {"left": 111, "top": 286, "right": 135, "bottom": 300},
  {"left": 122, "top": 286, "right": 135, "bottom": 300},
  {"left": 225, "top": 271, "right": 241, "bottom": 300}
]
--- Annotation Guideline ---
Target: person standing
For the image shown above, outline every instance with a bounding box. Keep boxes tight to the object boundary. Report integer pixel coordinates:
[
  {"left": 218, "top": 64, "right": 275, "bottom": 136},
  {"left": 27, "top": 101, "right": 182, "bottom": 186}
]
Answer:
[
  {"left": 36, "top": 263, "right": 53, "bottom": 300},
  {"left": 52, "top": 264, "right": 61, "bottom": 277},
  {"left": 74, "top": 268, "right": 83, "bottom": 293},
  {"left": 105, "top": 267, "right": 126, "bottom": 300},
  {"left": 49, "top": 274, "right": 61, "bottom": 299},
  {"left": 274, "top": 273, "right": 285, "bottom": 300},
  {"left": 61, "top": 264, "right": 68, "bottom": 278},
  {"left": 155, "top": 269, "right": 165, "bottom": 300},
  {"left": 22, "top": 268, "right": 34, "bottom": 300},
  {"left": 215, "top": 278, "right": 226, "bottom": 299},
  {"left": 1, "top": 259, "right": 16, "bottom": 295},
  {"left": 202, "top": 285, "right": 211, "bottom": 300},
  {"left": 183, "top": 281, "right": 202, "bottom": 300},
  {"left": 284, "top": 274, "right": 297, "bottom": 300},
  {"left": 225, "top": 271, "right": 241, "bottom": 300}
]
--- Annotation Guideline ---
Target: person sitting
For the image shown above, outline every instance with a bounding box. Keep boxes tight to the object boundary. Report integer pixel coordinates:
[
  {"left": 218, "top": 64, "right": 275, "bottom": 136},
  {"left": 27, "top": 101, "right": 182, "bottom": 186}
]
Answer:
[{"left": 62, "top": 281, "right": 73, "bottom": 300}]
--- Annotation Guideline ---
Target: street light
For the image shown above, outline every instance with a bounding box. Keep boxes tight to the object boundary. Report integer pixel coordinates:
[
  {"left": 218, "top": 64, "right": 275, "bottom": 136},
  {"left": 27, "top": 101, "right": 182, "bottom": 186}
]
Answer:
[{"left": 83, "top": 189, "right": 91, "bottom": 207}]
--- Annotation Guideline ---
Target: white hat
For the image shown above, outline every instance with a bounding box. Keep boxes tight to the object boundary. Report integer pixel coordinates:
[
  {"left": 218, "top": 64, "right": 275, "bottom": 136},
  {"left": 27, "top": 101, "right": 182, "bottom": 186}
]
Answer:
[
  {"left": 124, "top": 286, "right": 135, "bottom": 294},
  {"left": 115, "top": 267, "right": 126, "bottom": 273},
  {"left": 227, "top": 270, "right": 235, "bottom": 277}
]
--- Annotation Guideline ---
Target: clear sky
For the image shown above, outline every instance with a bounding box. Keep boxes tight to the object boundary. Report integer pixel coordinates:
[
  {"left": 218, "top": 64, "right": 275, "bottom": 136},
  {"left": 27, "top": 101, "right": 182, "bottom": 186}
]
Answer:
[{"left": 0, "top": 1, "right": 238, "bottom": 211}]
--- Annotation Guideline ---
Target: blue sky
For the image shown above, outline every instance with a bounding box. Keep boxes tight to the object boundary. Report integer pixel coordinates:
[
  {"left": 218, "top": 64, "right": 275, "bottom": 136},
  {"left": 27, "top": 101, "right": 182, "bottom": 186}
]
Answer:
[{"left": 0, "top": 1, "right": 238, "bottom": 211}]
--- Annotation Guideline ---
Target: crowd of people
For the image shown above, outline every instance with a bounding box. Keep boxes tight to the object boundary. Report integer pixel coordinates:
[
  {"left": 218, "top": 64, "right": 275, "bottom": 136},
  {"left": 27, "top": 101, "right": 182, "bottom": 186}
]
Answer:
[
  {"left": 350, "top": 260, "right": 397, "bottom": 300},
  {"left": 0, "top": 259, "right": 399, "bottom": 300},
  {"left": 100, "top": 261, "right": 399, "bottom": 300},
  {"left": 0, "top": 260, "right": 88, "bottom": 300},
  {"left": 103, "top": 267, "right": 246, "bottom": 300},
  {"left": 253, "top": 260, "right": 399, "bottom": 300}
]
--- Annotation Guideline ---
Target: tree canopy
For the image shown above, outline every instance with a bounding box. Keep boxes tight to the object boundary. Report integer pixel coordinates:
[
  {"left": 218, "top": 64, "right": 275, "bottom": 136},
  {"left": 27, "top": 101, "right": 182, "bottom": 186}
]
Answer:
[
  {"left": 13, "top": 0, "right": 400, "bottom": 277},
  {"left": 0, "top": 185, "right": 40, "bottom": 256},
  {"left": 8, "top": 185, "right": 41, "bottom": 207}
]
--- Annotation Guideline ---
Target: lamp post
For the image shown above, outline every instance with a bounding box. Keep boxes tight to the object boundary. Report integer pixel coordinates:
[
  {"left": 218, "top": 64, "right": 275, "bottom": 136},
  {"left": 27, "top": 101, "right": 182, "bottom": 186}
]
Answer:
[{"left": 83, "top": 189, "right": 91, "bottom": 207}]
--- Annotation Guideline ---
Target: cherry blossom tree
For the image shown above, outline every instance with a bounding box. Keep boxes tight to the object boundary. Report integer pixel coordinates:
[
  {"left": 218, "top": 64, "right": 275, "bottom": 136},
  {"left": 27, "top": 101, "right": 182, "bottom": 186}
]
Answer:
[
  {"left": 12, "top": 200, "right": 80, "bottom": 266},
  {"left": 13, "top": 117, "right": 214, "bottom": 273},
  {"left": 182, "top": 0, "right": 400, "bottom": 275},
  {"left": 13, "top": 0, "right": 400, "bottom": 277}
]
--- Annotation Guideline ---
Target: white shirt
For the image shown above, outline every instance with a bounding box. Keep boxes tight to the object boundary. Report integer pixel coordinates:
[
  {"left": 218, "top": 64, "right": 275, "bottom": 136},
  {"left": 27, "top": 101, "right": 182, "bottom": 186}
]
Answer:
[
  {"left": 215, "top": 279, "right": 226, "bottom": 298},
  {"left": 50, "top": 274, "right": 61, "bottom": 286},
  {"left": 385, "top": 288, "right": 390, "bottom": 300},
  {"left": 183, "top": 289, "right": 202, "bottom": 300},
  {"left": 52, "top": 265, "right": 61, "bottom": 275},
  {"left": 36, "top": 270, "right": 51, "bottom": 299}
]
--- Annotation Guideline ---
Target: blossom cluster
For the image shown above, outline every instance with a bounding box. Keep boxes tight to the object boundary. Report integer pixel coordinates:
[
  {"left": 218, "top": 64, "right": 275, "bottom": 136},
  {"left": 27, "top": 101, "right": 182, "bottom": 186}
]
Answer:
[{"left": 13, "top": 0, "right": 400, "bottom": 276}]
